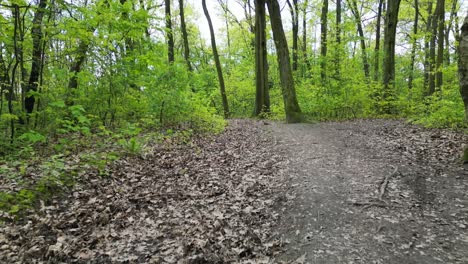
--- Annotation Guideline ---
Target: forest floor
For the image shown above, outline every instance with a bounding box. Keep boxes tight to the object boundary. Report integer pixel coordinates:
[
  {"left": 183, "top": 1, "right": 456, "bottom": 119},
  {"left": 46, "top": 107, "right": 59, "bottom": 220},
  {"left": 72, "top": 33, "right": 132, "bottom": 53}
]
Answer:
[{"left": 1, "top": 119, "right": 468, "bottom": 263}]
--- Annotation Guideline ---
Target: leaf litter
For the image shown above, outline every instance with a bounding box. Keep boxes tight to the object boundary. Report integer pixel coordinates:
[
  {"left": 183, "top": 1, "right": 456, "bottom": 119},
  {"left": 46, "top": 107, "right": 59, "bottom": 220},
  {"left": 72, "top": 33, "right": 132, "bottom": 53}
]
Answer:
[
  {"left": 0, "top": 119, "right": 288, "bottom": 263},
  {"left": 2, "top": 118, "right": 468, "bottom": 263}
]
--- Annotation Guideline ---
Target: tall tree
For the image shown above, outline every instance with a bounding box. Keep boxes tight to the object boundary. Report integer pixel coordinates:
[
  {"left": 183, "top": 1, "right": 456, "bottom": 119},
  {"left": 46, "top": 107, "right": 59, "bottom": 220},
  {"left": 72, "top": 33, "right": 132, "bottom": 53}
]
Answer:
[
  {"left": 348, "top": 0, "right": 370, "bottom": 79},
  {"left": 428, "top": 0, "right": 444, "bottom": 95},
  {"left": 382, "top": 0, "right": 401, "bottom": 111},
  {"left": 202, "top": 0, "right": 230, "bottom": 118},
  {"left": 165, "top": 0, "right": 174, "bottom": 63},
  {"left": 179, "top": 0, "right": 192, "bottom": 71},
  {"left": 373, "top": 0, "right": 383, "bottom": 81},
  {"left": 254, "top": 0, "right": 270, "bottom": 116},
  {"left": 407, "top": 0, "right": 419, "bottom": 90},
  {"left": 266, "top": 0, "right": 302, "bottom": 123},
  {"left": 459, "top": 15, "right": 468, "bottom": 120},
  {"left": 25, "top": 0, "right": 48, "bottom": 115},
  {"left": 320, "top": 0, "right": 328, "bottom": 82},
  {"left": 334, "top": 0, "right": 341, "bottom": 79},
  {"left": 301, "top": 0, "right": 310, "bottom": 75},
  {"left": 286, "top": 0, "right": 299, "bottom": 71},
  {"left": 423, "top": 1, "right": 433, "bottom": 90}
]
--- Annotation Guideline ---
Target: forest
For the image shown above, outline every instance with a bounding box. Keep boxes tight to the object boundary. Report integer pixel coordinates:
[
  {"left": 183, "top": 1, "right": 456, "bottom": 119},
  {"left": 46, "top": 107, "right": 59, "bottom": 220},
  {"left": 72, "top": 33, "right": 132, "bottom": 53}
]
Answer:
[{"left": 1, "top": 0, "right": 468, "bottom": 262}]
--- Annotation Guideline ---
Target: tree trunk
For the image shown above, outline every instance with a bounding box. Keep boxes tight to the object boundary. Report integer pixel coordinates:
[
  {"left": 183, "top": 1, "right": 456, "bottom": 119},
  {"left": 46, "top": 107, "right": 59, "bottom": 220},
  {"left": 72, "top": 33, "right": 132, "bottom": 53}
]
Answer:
[
  {"left": 287, "top": 0, "right": 299, "bottom": 71},
  {"left": 254, "top": 0, "right": 270, "bottom": 116},
  {"left": 435, "top": 0, "right": 444, "bottom": 90},
  {"left": 25, "top": 0, "right": 47, "bottom": 115},
  {"left": 428, "top": 0, "right": 444, "bottom": 95},
  {"left": 202, "top": 0, "right": 230, "bottom": 118},
  {"left": 408, "top": 0, "right": 418, "bottom": 90},
  {"left": 302, "top": 0, "right": 310, "bottom": 75},
  {"left": 266, "top": 0, "right": 302, "bottom": 123},
  {"left": 179, "top": 0, "right": 192, "bottom": 71},
  {"left": 320, "top": 0, "right": 328, "bottom": 82},
  {"left": 382, "top": 0, "right": 401, "bottom": 112},
  {"left": 349, "top": 0, "right": 370, "bottom": 79},
  {"left": 424, "top": 1, "right": 433, "bottom": 91},
  {"left": 334, "top": 0, "right": 341, "bottom": 79},
  {"left": 373, "top": 0, "right": 383, "bottom": 82},
  {"left": 459, "top": 16, "right": 468, "bottom": 120},
  {"left": 165, "top": 0, "right": 174, "bottom": 63}
]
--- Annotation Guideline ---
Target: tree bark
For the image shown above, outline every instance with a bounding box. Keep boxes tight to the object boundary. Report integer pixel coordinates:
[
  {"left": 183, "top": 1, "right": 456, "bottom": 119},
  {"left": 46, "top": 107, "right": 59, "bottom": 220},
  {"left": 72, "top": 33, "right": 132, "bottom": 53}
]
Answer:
[
  {"left": 301, "top": 0, "right": 310, "bottom": 75},
  {"left": 254, "top": 0, "right": 270, "bottom": 116},
  {"left": 287, "top": 0, "right": 299, "bottom": 71},
  {"left": 202, "top": 0, "right": 230, "bottom": 118},
  {"left": 179, "top": 0, "right": 192, "bottom": 71},
  {"left": 25, "top": 0, "right": 48, "bottom": 115},
  {"left": 435, "top": 0, "right": 444, "bottom": 90},
  {"left": 428, "top": 0, "right": 444, "bottom": 95},
  {"left": 423, "top": 1, "right": 433, "bottom": 91},
  {"left": 349, "top": 0, "right": 370, "bottom": 79},
  {"left": 334, "top": 0, "right": 341, "bottom": 79},
  {"left": 165, "top": 0, "right": 174, "bottom": 63},
  {"left": 320, "top": 0, "right": 328, "bottom": 82},
  {"left": 373, "top": 0, "right": 383, "bottom": 82},
  {"left": 408, "top": 0, "right": 418, "bottom": 90},
  {"left": 459, "top": 16, "right": 468, "bottom": 120},
  {"left": 266, "top": 0, "right": 302, "bottom": 123},
  {"left": 382, "top": 0, "right": 401, "bottom": 112}
]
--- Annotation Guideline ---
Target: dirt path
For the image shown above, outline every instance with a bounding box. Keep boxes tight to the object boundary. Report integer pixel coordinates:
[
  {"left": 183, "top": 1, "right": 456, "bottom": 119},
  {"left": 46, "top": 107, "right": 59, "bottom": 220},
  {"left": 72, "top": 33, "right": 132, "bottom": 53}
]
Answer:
[
  {"left": 1, "top": 119, "right": 468, "bottom": 263},
  {"left": 269, "top": 120, "right": 468, "bottom": 263}
]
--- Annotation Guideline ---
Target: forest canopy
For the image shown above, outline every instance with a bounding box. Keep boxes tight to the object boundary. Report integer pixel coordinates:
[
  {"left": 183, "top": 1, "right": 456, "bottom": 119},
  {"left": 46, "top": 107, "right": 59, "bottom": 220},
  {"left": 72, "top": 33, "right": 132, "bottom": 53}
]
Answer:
[{"left": 0, "top": 0, "right": 466, "bottom": 153}]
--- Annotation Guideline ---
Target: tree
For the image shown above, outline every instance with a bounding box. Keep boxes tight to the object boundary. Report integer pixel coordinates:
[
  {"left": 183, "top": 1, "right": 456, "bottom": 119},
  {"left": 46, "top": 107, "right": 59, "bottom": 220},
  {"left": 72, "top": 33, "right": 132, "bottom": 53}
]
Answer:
[
  {"left": 428, "top": 0, "right": 445, "bottom": 95},
  {"left": 320, "top": 0, "right": 328, "bottom": 82},
  {"left": 202, "top": 0, "right": 230, "bottom": 118},
  {"left": 459, "top": 15, "right": 468, "bottom": 120},
  {"left": 373, "top": 0, "right": 383, "bottom": 82},
  {"left": 266, "top": 0, "right": 302, "bottom": 123},
  {"left": 165, "top": 0, "right": 174, "bottom": 63},
  {"left": 179, "top": 0, "right": 192, "bottom": 71},
  {"left": 286, "top": 0, "right": 299, "bottom": 71},
  {"left": 25, "top": 0, "right": 48, "bottom": 115},
  {"left": 407, "top": 0, "right": 419, "bottom": 90},
  {"left": 348, "top": 0, "right": 370, "bottom": 79},
  {"left": 254, "top": 0, "right": 270, "bottom": 116},
  {"left": 382, "top": 0, "right": 401, "bottom": 111},
  {"left": 334, "top": 0, "right": 341, "bottom": 79}
]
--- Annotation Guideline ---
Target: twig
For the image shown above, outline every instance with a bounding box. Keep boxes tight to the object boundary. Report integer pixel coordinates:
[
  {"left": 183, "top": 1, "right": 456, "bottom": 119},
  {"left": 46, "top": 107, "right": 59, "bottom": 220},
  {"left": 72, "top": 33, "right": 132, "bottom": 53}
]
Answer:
[{"left": 379, "top": 166, "right": 398, "bottom": 201}]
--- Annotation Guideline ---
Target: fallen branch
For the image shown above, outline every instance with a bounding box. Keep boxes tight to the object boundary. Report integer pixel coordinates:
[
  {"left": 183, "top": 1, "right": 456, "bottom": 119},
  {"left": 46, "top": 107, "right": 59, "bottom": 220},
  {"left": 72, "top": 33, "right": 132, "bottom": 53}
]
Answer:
[
  {"left": 379, "top": 166, "right": 398, "bottom": 201},
  {"left": 349, "top": 201, "right": 392, "bottom": 208}
]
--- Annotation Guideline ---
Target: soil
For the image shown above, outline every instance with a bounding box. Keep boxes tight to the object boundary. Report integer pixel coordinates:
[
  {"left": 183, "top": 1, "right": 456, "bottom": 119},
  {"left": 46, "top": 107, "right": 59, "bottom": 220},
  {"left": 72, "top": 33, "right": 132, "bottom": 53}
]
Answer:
[
  {"left": 269, "top": 119, "right": 468, "bottom": 264},
  {"left": 1, "top": 119, "right": 468, "bottom": 263}
]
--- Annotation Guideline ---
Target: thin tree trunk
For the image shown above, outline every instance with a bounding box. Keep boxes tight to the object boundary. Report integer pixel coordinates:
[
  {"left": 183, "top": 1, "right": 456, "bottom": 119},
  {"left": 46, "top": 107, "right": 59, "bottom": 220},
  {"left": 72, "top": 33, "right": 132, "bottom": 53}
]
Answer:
[
  {"left": 320, "top": 0, "right": 328, "bottom": 82},
  {"left": 349, "top": 0, "right": 370, "bottom": 79},
  {"left": 254, "top": 0, "right": 270, "bottom": 116},
  {"left": 165, "top": 0, "right": 174, "bottom": 63},
  {"left": 428, "top": 0, "right": 444, "bottom": 95},
  {"left": 435, "top": 0, "right": 444, "bottom": 90},
  {"left": 179, "top": 0, "right": 192, "bottom": 71},
  {"left": 373, "top": 0, "right": 383, "bottom": 82},
  {"left": 458, "top": 15, "right": 468, "bottom": 120},
  {"left": 266, "top": 0, "right": 302, "bottom": 123},
  {"left": 25, "top": 0, "right": 47, "bottom": 115},
  {"left": 408, "top": 0, "right": 418, "bottom": 90},
  {"left": 382, "top": 0, "right": 402, "bottom": 112},
  {"left": 424, "top": 1, "right": 433, "bottom": 91},
  {"left": 334, "top": 0, "right": 341, "bottom": 79},
  {"left": 302, "top": 0, "right": 310, "bottom": 75},
  {"left": 202, "top": 0, "right": 229, "bottom": 118},
  {"left": 287, "top": 0, "right": 299, "bottom": 71}
]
